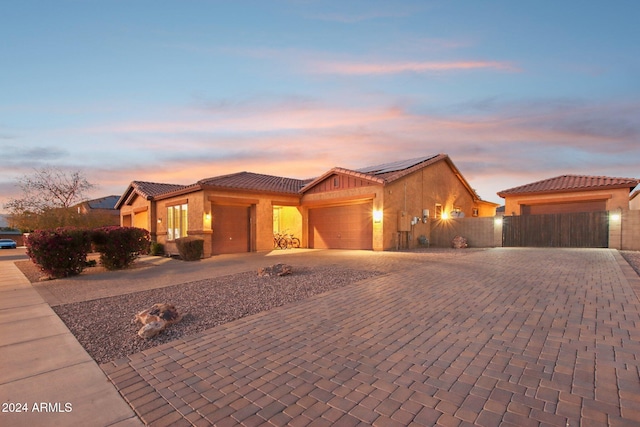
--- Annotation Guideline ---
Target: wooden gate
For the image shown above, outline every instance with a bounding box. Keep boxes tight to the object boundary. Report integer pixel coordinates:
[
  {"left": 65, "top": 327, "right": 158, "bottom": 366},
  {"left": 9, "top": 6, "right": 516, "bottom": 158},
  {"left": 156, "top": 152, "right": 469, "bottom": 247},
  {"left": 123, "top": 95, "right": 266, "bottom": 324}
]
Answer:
[{"left": 502, "top": 211, "right": 609, "bottom": 248}]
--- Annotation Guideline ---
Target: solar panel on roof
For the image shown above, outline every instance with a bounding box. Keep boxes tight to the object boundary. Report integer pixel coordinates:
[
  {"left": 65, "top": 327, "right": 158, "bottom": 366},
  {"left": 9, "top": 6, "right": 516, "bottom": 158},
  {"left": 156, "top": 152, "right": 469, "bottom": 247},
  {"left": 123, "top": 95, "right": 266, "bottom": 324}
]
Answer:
[{"left": 356, "top": 155, "right": 437, "bottom": 174}]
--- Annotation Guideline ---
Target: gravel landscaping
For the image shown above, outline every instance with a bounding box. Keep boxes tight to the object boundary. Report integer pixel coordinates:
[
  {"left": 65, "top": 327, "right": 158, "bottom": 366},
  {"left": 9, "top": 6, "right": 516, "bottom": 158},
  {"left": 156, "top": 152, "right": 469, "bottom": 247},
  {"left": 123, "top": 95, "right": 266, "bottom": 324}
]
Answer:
[
  {"left": 621, "top": 250, "right": 640, "bottom": 276},
  {"left": 51, "top": 266, "right": 382, "bottom": 365}
]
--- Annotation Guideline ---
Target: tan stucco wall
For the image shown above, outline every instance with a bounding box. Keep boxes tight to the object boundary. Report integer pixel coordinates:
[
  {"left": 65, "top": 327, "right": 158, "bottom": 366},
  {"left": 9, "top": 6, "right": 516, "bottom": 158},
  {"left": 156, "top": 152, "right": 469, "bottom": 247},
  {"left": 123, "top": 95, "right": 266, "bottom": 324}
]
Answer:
[
  {"left": 502, "top": 188, "right": 632, "bottom": 216},
  {"left": 382, "top": 161, "right": 484, "bottom": 249},
  {"left": 119, "top": 194, "right": 153, "bottom": 233},
  {"left": 204, "top": 190, "right": 300, "bottom": 254}
]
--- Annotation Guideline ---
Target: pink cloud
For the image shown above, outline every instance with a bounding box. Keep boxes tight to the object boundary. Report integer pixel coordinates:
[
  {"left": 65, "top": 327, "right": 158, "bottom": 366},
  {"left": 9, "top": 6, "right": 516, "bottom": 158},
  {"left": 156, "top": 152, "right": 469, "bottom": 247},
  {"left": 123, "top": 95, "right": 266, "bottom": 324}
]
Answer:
[{"left": 309, "top": 60, "right": 520, "bottom": 75}]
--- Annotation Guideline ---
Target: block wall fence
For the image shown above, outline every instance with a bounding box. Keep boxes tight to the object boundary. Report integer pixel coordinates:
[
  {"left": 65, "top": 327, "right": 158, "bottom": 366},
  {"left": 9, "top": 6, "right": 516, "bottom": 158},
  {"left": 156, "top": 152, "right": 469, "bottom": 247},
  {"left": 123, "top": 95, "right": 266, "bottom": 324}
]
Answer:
[{"left": 429, "top": 211, "right": 640, "bottom": 251}]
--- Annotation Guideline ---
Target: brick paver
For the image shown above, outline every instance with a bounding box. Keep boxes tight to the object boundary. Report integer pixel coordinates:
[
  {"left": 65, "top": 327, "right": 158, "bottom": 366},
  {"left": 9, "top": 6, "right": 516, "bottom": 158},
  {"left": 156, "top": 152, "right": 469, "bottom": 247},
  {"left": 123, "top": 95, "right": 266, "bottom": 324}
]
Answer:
[{"left": 101, "top": 248, "right": 640, "bottom": 426}]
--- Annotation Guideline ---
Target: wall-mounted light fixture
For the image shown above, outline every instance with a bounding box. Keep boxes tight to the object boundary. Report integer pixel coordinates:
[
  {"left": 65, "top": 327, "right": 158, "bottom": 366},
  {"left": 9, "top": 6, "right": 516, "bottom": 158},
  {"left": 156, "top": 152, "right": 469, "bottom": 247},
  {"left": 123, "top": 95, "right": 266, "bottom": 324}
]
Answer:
[
  {"left": 422, "top": 209, "right": 429, "bottom": 223},
  {"left": 373, "top": 209, "right": 383, "bottom": 223},
  {"left": 494, "top": 217, "right": 503, "bottom": 225},
  {"left": 610, "top": 212, "right": 621, "bottom": 221},
  {"left": 205, "top": 213, "right": 211, "bottom": 221},
  {"left": 441, "top": 211, "right": 450, "bottom": 220},
  {"left": 157, "top": 218, "right": 162, "bottom": 224}
]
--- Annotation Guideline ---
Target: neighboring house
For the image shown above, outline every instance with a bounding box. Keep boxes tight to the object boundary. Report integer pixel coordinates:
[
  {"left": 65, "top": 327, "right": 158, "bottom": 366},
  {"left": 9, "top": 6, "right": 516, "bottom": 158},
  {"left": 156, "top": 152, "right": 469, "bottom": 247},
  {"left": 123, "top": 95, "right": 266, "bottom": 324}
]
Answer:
[
  {"left": 631, "top": 190, "right": 640, "bottom": 210},
  {"left": 73, "top": 195, "right": 121, "bottom": 226},
  {"left": 116, "top": 154, "right": 498, "bottom": 257},
  {"left": 497, "top": 175, "right": 640, "bottom": 216}
]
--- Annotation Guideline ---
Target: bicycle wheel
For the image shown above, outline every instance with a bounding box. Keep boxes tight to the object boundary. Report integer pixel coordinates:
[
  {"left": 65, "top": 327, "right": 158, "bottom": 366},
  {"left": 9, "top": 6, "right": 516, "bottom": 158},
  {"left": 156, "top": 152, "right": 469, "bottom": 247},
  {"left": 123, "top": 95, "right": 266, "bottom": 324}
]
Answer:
[
  {"left": 291, "top": 238, "right": 300, "bottom": 248},
  {"left": 278, "top": 238, "right": 288, "bottom": 249}
]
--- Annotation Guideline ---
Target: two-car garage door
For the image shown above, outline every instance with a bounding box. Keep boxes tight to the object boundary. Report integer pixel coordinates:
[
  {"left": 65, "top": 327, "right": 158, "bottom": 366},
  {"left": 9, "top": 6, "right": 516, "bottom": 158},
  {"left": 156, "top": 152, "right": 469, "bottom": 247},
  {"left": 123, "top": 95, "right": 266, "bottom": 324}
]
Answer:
[{"left": 308, "top": 202, "right": 372, "bottom": 250}]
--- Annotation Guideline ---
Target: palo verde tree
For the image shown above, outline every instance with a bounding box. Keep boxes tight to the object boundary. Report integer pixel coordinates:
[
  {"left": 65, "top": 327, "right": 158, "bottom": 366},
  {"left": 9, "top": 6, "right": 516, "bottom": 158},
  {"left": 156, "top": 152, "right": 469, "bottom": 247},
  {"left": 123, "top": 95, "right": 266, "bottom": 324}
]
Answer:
[{"left": 4, "top": 166, "right": 95, "bottom": 231}]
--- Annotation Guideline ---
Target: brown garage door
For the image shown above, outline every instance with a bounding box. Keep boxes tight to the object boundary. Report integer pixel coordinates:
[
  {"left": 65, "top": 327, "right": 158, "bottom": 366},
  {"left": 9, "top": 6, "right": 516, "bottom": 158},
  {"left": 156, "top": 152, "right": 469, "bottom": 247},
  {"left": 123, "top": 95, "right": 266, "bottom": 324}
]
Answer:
[
  {"left": 522, "top": 200, "right": 606, "bottom": 215},
  {"left": 309, "top": 202, "right": 372, "bottom": 250},
  {"left": 212, "top": 205, "right": 250, "bottom": 254}
]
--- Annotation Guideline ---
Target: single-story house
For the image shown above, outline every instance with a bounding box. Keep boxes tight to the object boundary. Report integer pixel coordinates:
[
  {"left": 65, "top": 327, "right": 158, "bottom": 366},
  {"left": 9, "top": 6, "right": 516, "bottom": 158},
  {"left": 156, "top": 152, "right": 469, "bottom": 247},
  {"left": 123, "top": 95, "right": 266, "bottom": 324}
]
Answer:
[
  {"left": 116, "top": 154, "right": 499, "bottom": 257},
  {"left": 497, "top": 174, "right": 640, "bottom": 216}
]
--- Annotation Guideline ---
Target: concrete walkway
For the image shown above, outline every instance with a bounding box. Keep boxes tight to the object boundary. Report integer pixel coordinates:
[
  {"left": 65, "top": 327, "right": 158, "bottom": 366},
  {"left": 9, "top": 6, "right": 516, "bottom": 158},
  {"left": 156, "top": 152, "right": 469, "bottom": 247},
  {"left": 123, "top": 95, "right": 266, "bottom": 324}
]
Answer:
[
  {"left": 3, "top": 248, "right": 640, "bottom": 426},
  {"left": 0, "top": 256, "right": 143, "bottom": 427}
]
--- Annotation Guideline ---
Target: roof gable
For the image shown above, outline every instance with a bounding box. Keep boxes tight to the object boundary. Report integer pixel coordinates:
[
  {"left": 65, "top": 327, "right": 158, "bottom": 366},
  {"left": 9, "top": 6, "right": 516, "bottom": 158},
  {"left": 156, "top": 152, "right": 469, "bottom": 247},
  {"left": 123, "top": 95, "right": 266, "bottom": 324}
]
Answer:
[
  {"left": 498, "top": 175, "right": 640, "bottom": 198},
  {"left": 301, "top": 154, "right": 448, "bottom": 193},
  {"left": 115, "top": 181, "right": 187, "bottom": 208}
]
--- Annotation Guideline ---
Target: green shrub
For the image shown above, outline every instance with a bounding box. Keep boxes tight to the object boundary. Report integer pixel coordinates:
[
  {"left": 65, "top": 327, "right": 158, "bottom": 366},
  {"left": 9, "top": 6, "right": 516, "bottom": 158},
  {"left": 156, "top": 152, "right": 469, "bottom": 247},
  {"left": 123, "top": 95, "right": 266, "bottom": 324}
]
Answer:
[
  {"left": 92, "top": 226, "right": 150, "bottom": 270},
  {"left": 25, "top": 227, "right": 91, "bottom": 278},
  {"left": 149, "top": 241, "right": 165, "bottom": 256},
  {"left": 175, "top": 236, "right": 204, "bottom": 261}
]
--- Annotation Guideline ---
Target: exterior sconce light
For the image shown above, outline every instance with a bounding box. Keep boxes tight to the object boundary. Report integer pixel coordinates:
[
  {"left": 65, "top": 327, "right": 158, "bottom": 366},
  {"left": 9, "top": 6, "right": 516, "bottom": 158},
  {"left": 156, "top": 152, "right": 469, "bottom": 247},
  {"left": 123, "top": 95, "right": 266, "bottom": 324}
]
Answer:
[
  {"left": 157, "top": 218, "right": 162, "bottom": 223},
  {"left": 422, "top": 209, "right": 429, "bottom": 223},
  {"left": 494, "top": 217, "right": 503, "bottom": 225},
  {"left": 610, "top": 212, "right": 621, "bottom": 222},
  {"left": 205, "top": 213, "right": 211, "bottom": 221},
  {"left": 373, "top": 210, "right": 383, "bottom": 223},
  {"left": 441, "top": 212, "right": 449, "bottom": 220}
]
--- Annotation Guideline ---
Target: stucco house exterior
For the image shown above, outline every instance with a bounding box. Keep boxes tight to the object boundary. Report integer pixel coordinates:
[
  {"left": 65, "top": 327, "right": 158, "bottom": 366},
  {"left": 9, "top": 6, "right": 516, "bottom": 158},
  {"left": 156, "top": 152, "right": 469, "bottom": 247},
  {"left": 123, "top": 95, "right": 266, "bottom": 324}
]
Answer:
[
  {"left": 631, "top": 190, "right": 640, "bottom": 210},
  {"left": 116, "top": 154, "right": 498, "bottom": 257},
  {"left": 497, "top": 175, "right": 639, "bottom": 216}
]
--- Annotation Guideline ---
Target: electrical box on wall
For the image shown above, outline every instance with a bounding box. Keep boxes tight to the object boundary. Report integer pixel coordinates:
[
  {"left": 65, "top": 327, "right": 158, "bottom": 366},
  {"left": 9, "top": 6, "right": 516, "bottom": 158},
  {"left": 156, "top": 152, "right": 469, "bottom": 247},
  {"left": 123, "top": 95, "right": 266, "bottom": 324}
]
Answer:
[{"left": 397, "top": 210, "right": 411, "bottom": 231}]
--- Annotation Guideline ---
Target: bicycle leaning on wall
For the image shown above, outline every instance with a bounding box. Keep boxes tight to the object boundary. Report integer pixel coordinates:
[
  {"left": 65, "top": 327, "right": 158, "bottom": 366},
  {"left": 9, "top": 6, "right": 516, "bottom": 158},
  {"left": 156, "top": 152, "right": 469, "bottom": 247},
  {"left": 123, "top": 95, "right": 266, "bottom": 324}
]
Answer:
[{"left": 273, "top": 231, "right": 300, "bottom": 249}]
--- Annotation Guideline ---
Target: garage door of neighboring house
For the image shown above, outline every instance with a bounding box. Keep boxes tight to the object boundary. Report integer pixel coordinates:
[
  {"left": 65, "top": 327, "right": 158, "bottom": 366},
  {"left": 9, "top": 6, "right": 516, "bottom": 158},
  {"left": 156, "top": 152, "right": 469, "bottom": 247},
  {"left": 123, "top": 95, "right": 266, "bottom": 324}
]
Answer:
[
  {"left": 211, "top": 204, "right": 251, "bottom": 254},
  {"left": 308, "top": 202, "right": 373, "bottom": 250},
  {"left": 502, "top": 211, "right": 609, "bottom": 248}
]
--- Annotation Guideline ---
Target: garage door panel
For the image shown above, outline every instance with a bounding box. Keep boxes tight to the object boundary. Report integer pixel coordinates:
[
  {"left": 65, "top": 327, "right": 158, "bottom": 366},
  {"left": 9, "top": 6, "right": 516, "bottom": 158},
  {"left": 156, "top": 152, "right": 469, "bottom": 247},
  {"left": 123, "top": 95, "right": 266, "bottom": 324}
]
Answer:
[
  {"left": 523, "top": 200, "right": 606, "bottom": 215},
  {"left": 309, "top": 203, "right": 372, "bottom": 250},
  {"left": 212, "top": 205, "right": 249, "bottom": 254}
]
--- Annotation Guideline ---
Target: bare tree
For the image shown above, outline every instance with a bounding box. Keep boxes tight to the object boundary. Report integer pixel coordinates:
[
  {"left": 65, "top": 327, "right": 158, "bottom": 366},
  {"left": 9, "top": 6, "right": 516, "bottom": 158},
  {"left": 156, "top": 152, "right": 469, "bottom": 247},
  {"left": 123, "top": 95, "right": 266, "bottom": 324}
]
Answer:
[{"left": 4, "top": 167, "right": 95, "bottom": 231}]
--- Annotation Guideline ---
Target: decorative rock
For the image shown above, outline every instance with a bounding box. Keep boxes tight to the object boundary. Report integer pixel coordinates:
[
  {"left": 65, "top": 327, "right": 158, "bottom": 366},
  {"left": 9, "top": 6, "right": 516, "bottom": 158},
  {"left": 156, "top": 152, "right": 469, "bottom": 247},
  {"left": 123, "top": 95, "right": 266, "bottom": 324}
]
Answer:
[
  {"left": 137, "top": 320, "right": 166, "bottom": 339},
  {"left": 451, "top": 235, "right": 468, "bottom": 249},
  {"left": 257, "top": 263, "right": 292, "bottom": 277},
  {"left": 134, "top": 303, "right": 182, "bottom": 339}
]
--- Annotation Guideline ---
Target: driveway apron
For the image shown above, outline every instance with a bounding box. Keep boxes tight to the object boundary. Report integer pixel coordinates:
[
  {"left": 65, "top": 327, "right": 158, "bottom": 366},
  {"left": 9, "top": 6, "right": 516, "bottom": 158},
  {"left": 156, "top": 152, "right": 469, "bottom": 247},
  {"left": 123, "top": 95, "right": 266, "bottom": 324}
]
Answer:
[{"left": 101, "top": 248, "right": 640, "bottom": 427}]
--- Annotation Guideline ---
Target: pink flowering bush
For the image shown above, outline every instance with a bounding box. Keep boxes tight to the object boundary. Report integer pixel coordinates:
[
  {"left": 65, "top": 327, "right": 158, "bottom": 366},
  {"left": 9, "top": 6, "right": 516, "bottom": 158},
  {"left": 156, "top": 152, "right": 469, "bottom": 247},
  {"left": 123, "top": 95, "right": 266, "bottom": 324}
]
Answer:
[
  {"left": 26, "top": 227, "right": 92, "bottom": 278},
  {"left": 91, "top": 226, "right": 150, "bottom": 270}
]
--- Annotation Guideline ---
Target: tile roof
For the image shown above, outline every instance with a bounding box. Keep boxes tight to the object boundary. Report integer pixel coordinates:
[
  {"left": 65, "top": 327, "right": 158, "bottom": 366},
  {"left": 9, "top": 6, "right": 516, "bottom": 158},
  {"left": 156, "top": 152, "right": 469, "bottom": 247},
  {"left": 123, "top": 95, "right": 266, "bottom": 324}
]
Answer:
[
  {"left": 132, "top": 181, "right": 188, "bottom": 199},
  {"left": 303, "top": 154, "right": 449, "bottom": 191},
  {"left": 198, "top": 172, "right": 307, "bottom": 194},
  {"left": 115, "top": 181, "right": 189, "bottom": 208},
  {"left": 86, "top": 195, "right": 120, "bottom": 210},
  {"left": 497, "top": 175, "right": 640, "bottom": 197}
]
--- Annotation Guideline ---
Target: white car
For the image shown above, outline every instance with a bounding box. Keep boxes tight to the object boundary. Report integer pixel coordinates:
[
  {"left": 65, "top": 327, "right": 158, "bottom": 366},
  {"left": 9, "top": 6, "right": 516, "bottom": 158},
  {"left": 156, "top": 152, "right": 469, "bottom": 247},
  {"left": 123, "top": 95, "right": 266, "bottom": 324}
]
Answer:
[{"left": 0, "top": 239, "right": 17, "bottom": 249}]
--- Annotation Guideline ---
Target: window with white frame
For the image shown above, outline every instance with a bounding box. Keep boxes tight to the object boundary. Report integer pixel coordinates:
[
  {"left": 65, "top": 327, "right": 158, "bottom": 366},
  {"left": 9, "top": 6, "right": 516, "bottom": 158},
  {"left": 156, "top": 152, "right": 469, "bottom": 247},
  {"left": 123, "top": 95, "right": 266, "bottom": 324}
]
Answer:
[{"left": 167, "top": 203, "right": 188, "bottom": 241}]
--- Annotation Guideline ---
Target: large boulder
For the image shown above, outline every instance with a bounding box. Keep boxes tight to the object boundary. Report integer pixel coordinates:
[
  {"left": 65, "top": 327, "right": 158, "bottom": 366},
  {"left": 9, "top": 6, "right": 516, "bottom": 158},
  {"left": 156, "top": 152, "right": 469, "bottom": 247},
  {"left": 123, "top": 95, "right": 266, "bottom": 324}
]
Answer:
[
  {"left": 134, "top": 303, "right": 182, "bottom": 339},
  {"left": 257, "top": 263, "right": 292, "bottom": 277}
]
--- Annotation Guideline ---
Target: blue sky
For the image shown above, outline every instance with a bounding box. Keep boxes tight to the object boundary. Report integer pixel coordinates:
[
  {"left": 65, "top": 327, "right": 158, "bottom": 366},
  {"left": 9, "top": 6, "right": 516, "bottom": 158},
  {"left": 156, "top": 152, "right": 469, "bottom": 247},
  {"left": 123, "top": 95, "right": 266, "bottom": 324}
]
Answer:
[{"left": 2, "top": 0, "right": 639, "bottom": 211}]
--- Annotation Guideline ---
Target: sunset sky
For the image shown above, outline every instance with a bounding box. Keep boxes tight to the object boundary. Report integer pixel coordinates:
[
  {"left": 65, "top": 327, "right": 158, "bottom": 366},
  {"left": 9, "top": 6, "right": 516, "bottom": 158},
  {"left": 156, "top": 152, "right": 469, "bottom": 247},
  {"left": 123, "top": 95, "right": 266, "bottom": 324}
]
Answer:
[{"left": 2, "top": 0, "right": 639, "bottom": 212}]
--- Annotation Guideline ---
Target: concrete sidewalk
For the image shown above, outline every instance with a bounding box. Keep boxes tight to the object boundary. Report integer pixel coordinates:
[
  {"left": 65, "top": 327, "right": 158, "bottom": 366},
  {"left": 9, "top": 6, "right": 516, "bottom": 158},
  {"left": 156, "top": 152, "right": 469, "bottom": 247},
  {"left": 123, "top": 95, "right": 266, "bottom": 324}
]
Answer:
[{"left": 0, "top": 260, "right": 143, "bottom": 427}]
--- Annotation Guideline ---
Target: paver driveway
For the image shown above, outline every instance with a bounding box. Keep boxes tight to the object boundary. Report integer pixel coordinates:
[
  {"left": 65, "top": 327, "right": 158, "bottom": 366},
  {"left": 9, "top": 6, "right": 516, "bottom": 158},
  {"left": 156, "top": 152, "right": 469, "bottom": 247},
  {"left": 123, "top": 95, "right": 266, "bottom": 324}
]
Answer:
[{"left": 102, "top": 248, "right": 640, "bottom": 426}]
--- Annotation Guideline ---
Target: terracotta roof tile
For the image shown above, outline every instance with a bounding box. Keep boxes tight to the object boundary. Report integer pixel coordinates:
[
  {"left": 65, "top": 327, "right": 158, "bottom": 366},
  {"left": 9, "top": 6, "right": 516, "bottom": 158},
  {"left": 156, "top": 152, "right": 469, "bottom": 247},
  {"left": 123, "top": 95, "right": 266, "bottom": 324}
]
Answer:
[
  {"left": 132, "top": 181, "right": 188, "bottom": 199},
  {"left": 498, "top": 175, "right": 639, "bottom": 197},
  {"left": 198, "top": 172, "right": 306, "bottom": 194}
]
